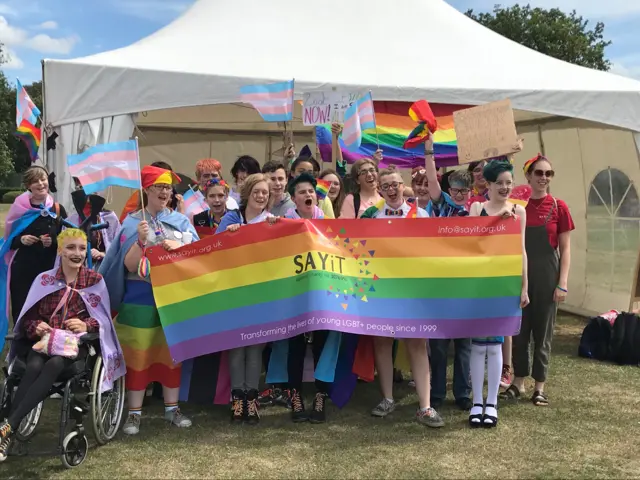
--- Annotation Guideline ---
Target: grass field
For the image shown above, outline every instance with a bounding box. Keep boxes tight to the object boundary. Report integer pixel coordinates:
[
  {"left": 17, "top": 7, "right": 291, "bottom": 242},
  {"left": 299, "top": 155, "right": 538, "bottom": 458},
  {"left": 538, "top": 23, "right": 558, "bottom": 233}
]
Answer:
[{"left": 3, "top": 315, "right": 640, "bottom": 479}]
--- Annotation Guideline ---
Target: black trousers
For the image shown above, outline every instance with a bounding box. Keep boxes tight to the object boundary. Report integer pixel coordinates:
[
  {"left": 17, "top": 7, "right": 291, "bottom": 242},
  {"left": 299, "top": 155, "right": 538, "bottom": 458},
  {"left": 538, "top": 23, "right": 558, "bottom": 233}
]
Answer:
[
  {"left": 287, "top": 331, "right": 330, "bottom": 394},
  {"left": 8, "top": 348, "right": 86, "bottom": 429}
]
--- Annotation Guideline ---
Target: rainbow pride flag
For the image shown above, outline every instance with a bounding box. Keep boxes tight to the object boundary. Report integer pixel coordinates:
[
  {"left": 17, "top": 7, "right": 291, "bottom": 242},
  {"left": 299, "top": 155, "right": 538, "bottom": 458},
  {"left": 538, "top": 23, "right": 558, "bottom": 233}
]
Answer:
[
  {"left": 14, "top": 119, "right": 41, "bottom": 162},
  {"left": 146, "top": 217, "right": 523, "bottom": 363},
  {"left": 316, "top": 101, "right": 471, "bottom": 169}
]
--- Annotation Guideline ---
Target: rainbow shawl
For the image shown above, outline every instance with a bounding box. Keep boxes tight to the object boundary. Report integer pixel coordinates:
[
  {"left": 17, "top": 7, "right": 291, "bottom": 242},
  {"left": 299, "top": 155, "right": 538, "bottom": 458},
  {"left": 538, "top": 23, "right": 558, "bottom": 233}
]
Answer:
[{"left": 0, "top": 192, "right": 54, "bottom": 351}]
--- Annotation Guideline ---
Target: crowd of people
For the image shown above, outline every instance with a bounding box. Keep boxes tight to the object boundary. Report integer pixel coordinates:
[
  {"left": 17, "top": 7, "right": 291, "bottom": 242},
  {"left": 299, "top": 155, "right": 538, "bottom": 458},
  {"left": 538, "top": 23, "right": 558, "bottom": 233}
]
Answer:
[{"left": 0, "top": 126, "right": 575, "bottom": 460}]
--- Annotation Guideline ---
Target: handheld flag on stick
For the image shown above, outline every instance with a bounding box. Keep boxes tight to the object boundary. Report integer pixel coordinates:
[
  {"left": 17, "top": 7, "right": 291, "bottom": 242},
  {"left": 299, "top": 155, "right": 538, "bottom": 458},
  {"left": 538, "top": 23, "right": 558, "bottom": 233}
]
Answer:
[
  {"left": 406, "top": 201, "right": 418, "bottom": 218},
  {"left": 315, "top": 179, "right": 331, "bottom": 200},
  {"left": 343, "top": 92, "right": 376, "bottom": 151},
  {"left": 240, "top": 79, "right": 294, "bottom": 122},
  {"left": 403, "top": 100, "right": 438, "bottom": 149},
  {"left": 67, "top": 139, "right": 141, "bottom": 195},
  {"left": 16, "top": 78, "right": 40, "bottom": 127},
  {"left": 183, "top": 187, "right": 208, "bottom": 218},
  {"left": 15, "top": 119, "right": 41, "bottom": 162}
]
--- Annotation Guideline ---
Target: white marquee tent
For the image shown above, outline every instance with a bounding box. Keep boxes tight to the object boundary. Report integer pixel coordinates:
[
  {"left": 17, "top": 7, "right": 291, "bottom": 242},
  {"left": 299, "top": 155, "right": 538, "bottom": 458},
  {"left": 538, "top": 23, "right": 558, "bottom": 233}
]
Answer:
[{"left": 42, "top": 0, "right": 640, "bottom": 315}]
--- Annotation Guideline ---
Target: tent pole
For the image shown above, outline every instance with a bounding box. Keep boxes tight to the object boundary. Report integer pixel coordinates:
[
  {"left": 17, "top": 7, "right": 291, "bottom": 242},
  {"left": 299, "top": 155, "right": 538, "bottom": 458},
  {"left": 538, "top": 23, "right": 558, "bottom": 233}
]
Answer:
[{"left": 40, "top": 59, "right": 47, "bottom": 171}]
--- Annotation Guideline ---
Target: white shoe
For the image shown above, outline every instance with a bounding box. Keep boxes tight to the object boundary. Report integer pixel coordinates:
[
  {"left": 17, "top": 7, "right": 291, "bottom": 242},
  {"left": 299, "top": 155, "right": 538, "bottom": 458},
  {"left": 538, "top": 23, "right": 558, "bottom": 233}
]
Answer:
[
  {"left": 123, "top": 414, "right": 141, "bottom": 435},
  {"left": 164, "top": 408, "right": 192, "bottom": 428}
]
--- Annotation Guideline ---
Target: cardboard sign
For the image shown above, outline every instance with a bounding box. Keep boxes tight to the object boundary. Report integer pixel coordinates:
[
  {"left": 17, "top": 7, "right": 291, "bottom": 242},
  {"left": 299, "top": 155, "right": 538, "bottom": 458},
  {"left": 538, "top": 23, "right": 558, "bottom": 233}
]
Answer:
[
  {"left": 302, "top": 91, "right": 360, "bottom": 126},
  {"left": 453, "top": 99, "right": 522, "bottom": 163}
]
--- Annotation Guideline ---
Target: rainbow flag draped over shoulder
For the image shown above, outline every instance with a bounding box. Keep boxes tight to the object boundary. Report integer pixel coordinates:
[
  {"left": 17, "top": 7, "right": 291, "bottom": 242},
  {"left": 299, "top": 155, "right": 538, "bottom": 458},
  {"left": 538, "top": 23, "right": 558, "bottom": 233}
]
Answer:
[
  {"left": 146, "top": 217, "right": 523, "bottom": 363},
  {"left": 316, "top": 102, "right": 470, "bottom": 169}
]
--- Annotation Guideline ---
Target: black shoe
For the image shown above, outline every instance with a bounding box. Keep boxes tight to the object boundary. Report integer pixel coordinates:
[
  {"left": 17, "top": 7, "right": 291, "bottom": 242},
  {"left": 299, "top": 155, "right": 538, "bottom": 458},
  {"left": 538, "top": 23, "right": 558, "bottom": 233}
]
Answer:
[
  {"left": 482, "top": 403, "right": 498, "bottom": 428},
  {"left": 456, "top": 397, "right": 473, "bottom": 411},
  {"left": 430, "top": 398, "right": 444, "bottom": 410},
  {"left": 309, "top": 392, "right": 327, "bottom": 424},
  {"left": 258, "top": 386, "right": 276, "bottom": 407},
  {"left": 230, "top": 389, "right": 246, "bottom": 423},
  {"left": 246, "top": 389, "right": 260, "bottom": 425},
  {"left": 290, "top": 389, "right": 307, "bottom": 423},
  {"left": 468, "top": 403, "right": 484, "bottom": 429}
]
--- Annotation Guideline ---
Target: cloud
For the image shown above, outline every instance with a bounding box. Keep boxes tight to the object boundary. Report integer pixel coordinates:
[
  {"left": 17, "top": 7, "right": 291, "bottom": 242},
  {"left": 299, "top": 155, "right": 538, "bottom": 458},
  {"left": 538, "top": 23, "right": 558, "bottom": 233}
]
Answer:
[
  {"left": 0, "top": 3, "right": 16, "bottom": 16},
  {"left": 2, "top": 46, "right": 23, "bottom": 69},
  {"left": 110, "top": 0, "right": 191, "bottom": 22},
  {"left": 0, "top": 15, "right": 78, "bottom": 54},
  {"left": 37, "top": 20, "right": 57, "bottom": 30},
  {"left": 0, "top": 15, "right": 27, "bottom": 44},
  {"left": 610, "top": 54, "right": 640, "bottom": 80}
]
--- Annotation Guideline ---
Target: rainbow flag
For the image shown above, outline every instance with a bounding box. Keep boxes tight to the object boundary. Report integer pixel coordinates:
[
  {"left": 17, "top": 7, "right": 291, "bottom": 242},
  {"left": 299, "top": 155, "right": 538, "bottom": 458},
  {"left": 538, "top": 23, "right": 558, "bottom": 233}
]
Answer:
[
  {"left": 240, "top": 79, "right": 294, "bottom": 122},
  {"left": 315, "top": 179, "right": 330, "bottom": 200},
  {"left": 317, "top": 101, "right": 470, "bottom": 169},
  {"left": 14, "top": 119, "right": 41, "bottom": 162},
  {"left": 146, "top": 217, "right": 523, "bottom": 363},
  {"left": 67, "top": 140, "right": 141, "bottom": 195}
]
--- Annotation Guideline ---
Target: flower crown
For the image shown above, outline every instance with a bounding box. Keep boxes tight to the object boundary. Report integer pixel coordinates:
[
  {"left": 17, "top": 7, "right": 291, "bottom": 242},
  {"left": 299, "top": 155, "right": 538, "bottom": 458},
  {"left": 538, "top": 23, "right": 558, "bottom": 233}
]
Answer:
[{"left": 205, "top": 178, "right": 229, "bottom": 190}]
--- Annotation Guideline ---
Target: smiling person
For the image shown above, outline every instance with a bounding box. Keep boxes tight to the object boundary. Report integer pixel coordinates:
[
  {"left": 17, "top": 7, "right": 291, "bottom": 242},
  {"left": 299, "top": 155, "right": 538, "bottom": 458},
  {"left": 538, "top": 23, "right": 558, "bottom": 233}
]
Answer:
[
  {"left": 194, "top": 158, "right": 239, "bottom": 210},
  {"left": 100, "top": 165, "right": 199, "bottom": 436},
  {"left": 216, "top": 173, "right": 279, "bottom": 425},
  {"left": 319, "top": 168, "right": 345, "bottom": 218},
  {"left": 359, "top": 166, "right": 442, "bottom": 427},
  {"left": 0, "top": 166, "right": 67, "bottom": 333},
  {"left": 468, "top": 160, "right": 528, "bottom": 428},
  {"left": 409, "top": 167, "right": 433, "bottom": 209},
  {"left": 340, "top": 157, "right": 383, "bottom": 219},
  {"left": 193, "top": 178, "right": 233, "bottom": 232},
  {"left": 230, "top": 155, "right": 261, "bottom": 205},
  {"left": 262, "top": 160, "right": 295, "bottom": 216},
  {"left": 504, "top": 154, "right": 575, "bottom": 407},
  {"left": 0, "top": 229, "right": 125, "bottom": 461}
]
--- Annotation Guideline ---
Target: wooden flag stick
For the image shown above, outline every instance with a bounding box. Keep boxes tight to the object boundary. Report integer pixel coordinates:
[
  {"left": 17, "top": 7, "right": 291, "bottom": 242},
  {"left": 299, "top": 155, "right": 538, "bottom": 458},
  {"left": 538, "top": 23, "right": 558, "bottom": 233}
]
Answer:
[{"left": 134, "top": 136, "right": 146, "bottom": 223}]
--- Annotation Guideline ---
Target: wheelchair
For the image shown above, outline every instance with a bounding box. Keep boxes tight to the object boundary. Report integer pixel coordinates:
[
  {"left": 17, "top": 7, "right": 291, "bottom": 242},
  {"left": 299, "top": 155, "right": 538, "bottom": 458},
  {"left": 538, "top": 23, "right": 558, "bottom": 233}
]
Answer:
[{"left": 0, "top": 332, "right": 125, "bottom": 468}]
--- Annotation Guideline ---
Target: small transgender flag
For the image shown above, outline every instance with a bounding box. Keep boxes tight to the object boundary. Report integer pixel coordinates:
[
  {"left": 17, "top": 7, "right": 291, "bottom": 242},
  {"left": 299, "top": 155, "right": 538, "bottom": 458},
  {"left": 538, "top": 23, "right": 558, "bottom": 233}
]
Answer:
[
  {"left": 343, "top": 92, "right": 376, "bottom": 151},
  {"left": 16, "top": 78, "right": 41, "bottom": 127},
  {"left": 67, "top": 140, "right": 141, "bottom": 195},
  {"left": 240, "top": 79, "right": 294, "bottom": 122},
  {"left": 183, "top": 189, "right": 208, "bottom": 218}
]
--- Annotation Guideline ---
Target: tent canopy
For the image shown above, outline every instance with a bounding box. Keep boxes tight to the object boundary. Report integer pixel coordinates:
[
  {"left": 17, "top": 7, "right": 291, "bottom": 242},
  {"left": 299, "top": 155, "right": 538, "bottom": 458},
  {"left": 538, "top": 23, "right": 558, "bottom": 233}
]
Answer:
[{"left": 44, "top": 0, "right": 640, "bottom": 130}]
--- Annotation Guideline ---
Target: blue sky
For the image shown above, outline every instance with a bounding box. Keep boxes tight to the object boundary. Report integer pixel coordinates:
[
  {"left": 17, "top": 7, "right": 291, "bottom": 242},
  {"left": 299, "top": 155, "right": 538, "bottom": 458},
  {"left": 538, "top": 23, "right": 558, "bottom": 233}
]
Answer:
[{"left": 1, "top": 0, "right": 639, "bottom": 85}]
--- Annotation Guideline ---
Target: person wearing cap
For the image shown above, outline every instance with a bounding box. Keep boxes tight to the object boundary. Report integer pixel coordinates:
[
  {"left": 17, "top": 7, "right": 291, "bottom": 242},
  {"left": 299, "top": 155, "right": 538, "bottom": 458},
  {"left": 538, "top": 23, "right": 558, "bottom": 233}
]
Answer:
[{"left": 99, "top": 165, "right": 199, "bottom": 436}]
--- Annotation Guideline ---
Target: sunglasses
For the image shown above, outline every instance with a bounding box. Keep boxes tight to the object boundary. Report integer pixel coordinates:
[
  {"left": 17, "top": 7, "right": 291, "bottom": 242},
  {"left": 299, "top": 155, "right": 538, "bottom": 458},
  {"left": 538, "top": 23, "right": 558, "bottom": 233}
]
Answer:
[{"left": 533, "top": 169, "right": 554, "bottom": 178}]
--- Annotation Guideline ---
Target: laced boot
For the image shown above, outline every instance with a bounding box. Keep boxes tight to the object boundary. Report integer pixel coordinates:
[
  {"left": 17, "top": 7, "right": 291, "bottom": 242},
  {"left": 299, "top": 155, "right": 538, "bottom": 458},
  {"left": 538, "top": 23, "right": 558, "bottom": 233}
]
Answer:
[{"left": 290, "top": 389, "right": 307, "bottom": 423}]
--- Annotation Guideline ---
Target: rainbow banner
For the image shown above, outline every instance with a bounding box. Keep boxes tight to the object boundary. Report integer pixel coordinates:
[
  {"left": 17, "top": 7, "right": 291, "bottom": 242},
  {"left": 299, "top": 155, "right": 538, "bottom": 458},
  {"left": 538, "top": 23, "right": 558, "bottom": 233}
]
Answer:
[
  {"left": 147, "top": 217, "right": 523, "bottom": 363},
  {"left": 316, "top": 101, "right": 471, "bottom": 169}
]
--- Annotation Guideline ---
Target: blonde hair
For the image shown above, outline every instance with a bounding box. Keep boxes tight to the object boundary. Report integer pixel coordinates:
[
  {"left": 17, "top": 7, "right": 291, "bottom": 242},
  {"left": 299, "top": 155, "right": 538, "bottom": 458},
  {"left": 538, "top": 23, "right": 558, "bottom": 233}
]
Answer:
[
  {"left": 57, "top": 228, "right": 87, "bottom": 251},
  {"left": 23, "top": 166, "right": 48, "bottom": 188},
  {"left": 378, "top": 164, "right": 400, "bottom": 183},
  {"left": 350, "top": 158, "right": 378, "bottom": 193},
  {"left": 240, "top": 173, "right": 269, "bottom": 207}
]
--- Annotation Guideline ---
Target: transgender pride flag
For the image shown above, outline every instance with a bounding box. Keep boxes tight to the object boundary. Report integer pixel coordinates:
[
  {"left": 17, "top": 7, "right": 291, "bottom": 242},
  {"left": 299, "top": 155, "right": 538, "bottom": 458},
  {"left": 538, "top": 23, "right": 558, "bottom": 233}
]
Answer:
[
  {"left": 343, "top": 92, "right": 376, "bottom": 151},
  {"left": 183, "top": 189, "right": 208, "bottom": 218},
  {"left": 16, "top": 78, "right": 41, "bottom": 127},
  {"left": 240, "top": 79, "right": 294, "bottom": 122},
  {"left": 67, "top": 140, "right": 141, "bottom": 195}
]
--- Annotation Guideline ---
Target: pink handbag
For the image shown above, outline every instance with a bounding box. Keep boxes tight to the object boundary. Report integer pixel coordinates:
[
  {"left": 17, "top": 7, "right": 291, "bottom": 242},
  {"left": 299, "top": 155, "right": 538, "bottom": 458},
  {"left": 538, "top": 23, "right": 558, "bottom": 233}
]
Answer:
[{"left": 32, "top": 328, "right": 85, "bottom": 359}]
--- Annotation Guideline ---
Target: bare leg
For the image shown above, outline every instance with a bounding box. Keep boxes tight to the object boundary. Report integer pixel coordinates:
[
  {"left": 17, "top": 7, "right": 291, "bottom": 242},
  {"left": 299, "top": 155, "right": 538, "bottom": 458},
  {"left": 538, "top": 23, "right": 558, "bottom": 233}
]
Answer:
[
  {"left": 405, "top": 338, "right": 430, "bottom": 409},
  {"left": 373, "top": 337, "right": 394, "bottom": 399},
  {"left": 162, "top": 386, "right": 180, "bottom": 404},
  {"left": 127, "top": 390, "right": 146, "bottom": 410}
]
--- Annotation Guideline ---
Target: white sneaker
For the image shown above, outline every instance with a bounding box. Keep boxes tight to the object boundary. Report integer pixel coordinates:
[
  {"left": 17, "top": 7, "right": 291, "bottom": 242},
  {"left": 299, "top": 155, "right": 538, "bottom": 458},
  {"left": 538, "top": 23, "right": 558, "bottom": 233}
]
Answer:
[
  {"left": 164, "top": 408, "right": 192, "bottom": 428},
  {"left": 123, "top": 414, "right": 141, "bottom": 435}
]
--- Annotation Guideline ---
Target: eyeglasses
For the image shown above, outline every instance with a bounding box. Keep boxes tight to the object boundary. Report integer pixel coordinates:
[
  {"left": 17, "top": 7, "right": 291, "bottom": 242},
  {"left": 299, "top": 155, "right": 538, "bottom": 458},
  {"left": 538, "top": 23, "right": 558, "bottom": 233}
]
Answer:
[
  {"left": 380, "top": 182, "right": 403, "bottom": 191},
  {"left": 150, "top": 184, "right": 172, "bottom": 192},
  {"left": 358, "top": 168, "right": 377, "bottom": 177},
  {"left": 533, "top": 169, "right": 555, "bottom": 178},
  {"left": 450, "top": 188, "right": 470, "bottom": 196}
]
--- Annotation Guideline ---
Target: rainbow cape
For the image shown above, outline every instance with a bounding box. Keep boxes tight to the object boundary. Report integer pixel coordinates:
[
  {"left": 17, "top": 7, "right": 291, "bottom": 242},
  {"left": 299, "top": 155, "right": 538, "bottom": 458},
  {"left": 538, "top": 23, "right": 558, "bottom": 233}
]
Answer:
[
  {"left": 146, "top": 217, "right": 523, "bottom": 363},
  {"left": 316, "top": 102, "right": 470, "bottom": 169},
  {"left": 14, "top": 119, "right": 41, "bottom": 162}
]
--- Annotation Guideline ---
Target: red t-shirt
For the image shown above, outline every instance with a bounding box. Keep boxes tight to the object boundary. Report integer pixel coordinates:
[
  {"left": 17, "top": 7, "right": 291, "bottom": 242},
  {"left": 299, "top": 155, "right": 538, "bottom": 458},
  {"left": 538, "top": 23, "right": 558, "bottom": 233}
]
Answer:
[{"left": 525, "top": 195, "right": 575, "bottom": 249}]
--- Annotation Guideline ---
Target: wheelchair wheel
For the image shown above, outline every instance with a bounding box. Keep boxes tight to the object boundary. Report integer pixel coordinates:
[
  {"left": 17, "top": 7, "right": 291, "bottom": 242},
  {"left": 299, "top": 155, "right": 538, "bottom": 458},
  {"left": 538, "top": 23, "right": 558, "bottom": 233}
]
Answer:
[
  {"left": 15, "top": 400, "right": 43, "bottom": 442},
  {"left": 60, "top": 431, "right": 88, "bottom": 468},
  {"left": 90, "top": 356, "right": 125, "bottom": 445}
]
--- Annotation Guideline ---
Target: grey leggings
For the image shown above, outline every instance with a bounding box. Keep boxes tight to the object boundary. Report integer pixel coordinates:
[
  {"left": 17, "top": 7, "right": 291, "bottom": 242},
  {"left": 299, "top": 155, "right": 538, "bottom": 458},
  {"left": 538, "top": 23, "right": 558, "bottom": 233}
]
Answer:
[{"left": 229, "top": 344, "right": 265, "bottom": 391}]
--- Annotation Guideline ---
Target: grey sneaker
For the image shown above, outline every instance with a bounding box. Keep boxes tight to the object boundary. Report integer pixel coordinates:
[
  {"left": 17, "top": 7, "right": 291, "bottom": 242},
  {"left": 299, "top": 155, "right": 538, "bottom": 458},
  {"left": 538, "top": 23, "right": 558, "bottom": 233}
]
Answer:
[
  {"left": 416, "top": 407, "right": 445, "bottom": 428},
  {"left": 371, "top": 398, "right": 395, "bottom": 417},
  {"left": 123, "top": 414, "right": 141, "bottom": 435},
  {"left": 165, "top": 408, "right": 192, "bottom": 428}
]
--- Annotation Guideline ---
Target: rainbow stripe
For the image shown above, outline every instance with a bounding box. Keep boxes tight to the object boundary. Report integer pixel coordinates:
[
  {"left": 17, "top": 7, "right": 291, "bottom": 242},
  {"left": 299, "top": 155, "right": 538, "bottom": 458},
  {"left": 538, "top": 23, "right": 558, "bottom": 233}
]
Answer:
[
  {"left": 343, "top": 92, "right": 376, "bottom": 150},
  {"left": 315, "top": 179, "right": 330, "bottom": 200},
  {"left": 317, "top": 102, "right": 470, "bottom": 169},
  {"left": 67, "top": 140, "right": 141, "bottom": 195},
  {"left": 146, "top": 217, "right": 523, "bottom": 363},
  {"left": 16, "top": 78, "right": 40, "bottom": 127},
  {"left": 240, "top": 79, "right": 294, "bottom": 122},
  {"left": 15, "top": 119, "right": 41, "bottom": 162}
]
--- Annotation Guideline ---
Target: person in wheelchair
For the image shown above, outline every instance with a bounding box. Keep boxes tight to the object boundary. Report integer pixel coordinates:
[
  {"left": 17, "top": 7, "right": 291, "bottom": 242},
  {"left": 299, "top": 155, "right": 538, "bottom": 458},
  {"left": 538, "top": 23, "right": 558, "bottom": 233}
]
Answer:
[{"left": 0, "top": 228, "right": 125, "bottom": 461}]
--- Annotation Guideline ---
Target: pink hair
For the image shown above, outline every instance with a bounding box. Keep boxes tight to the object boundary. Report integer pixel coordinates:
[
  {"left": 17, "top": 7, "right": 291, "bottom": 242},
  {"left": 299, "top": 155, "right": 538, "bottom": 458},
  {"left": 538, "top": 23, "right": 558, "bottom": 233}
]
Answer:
[{"left": 195, "top": 158, "right": 223, "bottom": 179}]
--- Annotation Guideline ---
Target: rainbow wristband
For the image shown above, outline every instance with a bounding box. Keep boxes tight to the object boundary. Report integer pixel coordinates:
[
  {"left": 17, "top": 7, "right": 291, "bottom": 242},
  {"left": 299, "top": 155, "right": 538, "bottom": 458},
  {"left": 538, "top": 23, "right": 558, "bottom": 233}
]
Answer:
[
  {"left": 137, "top": 239, "right": 147, "bottom": 250},
  {"left": 556, "top": 285, "right": 568, "bottom": 293}
]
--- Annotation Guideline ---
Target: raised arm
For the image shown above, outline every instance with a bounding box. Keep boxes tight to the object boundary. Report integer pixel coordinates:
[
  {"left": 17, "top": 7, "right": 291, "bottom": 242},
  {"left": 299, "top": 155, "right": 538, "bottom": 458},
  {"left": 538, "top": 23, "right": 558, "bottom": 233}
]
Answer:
[
  {"left": 424, "top": 135, "right": 442, "bottom": 203},
  {"left": 124, "top": 221, "right": 149, "bottom": 273}
]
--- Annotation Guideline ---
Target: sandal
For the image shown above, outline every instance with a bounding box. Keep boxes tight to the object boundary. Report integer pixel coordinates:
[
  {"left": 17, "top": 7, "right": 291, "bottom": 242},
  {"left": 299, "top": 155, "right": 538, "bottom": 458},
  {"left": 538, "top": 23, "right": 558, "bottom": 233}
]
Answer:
[
  {"left": 531, "top": 390, "right": 549, "bottom": 406},
  {"left": 500, "top": 384, "right": 521, "bottom": 400},
  {"left": 468, "top": 403, "right": 483, "bottom": 428},
  {"left": 482, "top": 404, "right": 498, "bottom": 428}
]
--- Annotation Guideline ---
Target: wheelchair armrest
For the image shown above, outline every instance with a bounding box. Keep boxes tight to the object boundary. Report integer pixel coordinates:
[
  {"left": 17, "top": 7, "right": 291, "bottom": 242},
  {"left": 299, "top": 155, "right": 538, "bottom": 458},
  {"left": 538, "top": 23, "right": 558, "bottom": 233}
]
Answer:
[{"left": 79, "top": 332, "right": 100, "bottom": 345}]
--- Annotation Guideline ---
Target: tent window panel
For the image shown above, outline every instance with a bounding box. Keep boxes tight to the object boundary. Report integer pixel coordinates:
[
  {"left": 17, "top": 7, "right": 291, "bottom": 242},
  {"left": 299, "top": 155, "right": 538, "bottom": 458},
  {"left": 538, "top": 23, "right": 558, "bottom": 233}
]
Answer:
[{"left": 586, "top": 168, "right": 640, "bottom": 294}]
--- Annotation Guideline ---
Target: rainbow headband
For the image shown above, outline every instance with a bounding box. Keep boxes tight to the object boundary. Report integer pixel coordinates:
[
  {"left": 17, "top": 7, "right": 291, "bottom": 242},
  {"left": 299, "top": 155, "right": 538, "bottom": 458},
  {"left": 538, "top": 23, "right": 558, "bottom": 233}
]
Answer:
[{"left": 523, "top": 154, "right": 547, "bottom": 174}]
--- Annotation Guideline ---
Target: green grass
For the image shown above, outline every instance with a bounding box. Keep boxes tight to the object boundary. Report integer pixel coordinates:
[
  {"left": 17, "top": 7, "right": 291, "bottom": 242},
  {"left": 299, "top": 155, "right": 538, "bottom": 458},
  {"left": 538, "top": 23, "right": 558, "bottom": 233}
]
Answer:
[{"left": 4, "top": 315, "right": 640, "bottom": 479}]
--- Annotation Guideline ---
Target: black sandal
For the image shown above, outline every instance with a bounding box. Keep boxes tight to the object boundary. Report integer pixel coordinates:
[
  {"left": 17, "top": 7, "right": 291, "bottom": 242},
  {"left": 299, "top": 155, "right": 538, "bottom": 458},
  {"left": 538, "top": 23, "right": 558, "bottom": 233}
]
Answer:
[
  {"left": 468, "top": 403, "right": 483, "bottom": 428},
  {"left": 531, "top": 391, "right": 549, "bottom": 406},
  {"left": 500, "top": 384, "right": 521, "bottom": 400},
  {"left": 482, "top": 404, "right": 498, "bottom": 428}
]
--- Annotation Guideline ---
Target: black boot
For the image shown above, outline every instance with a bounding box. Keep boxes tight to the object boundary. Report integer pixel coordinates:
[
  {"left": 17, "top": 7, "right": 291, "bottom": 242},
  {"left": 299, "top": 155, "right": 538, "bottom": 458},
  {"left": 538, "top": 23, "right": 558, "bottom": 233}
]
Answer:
[
  {"left": 309, "top": 392, "right": 327, "bottom": 424},
  {"left": 290, "top": 389, "right": 307, "bottom": 423},
  {"left": 230, "top": 389, "right": 245, "bottom": 423},
  {"left": 246, "top": 389, "right": 260, "bottom": 425}
]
